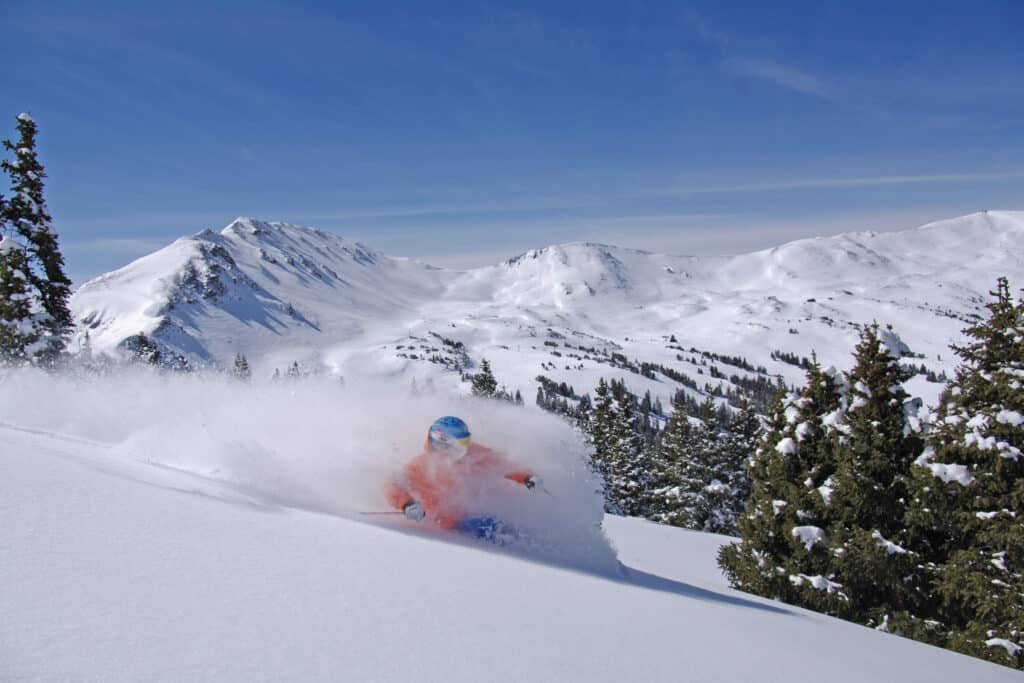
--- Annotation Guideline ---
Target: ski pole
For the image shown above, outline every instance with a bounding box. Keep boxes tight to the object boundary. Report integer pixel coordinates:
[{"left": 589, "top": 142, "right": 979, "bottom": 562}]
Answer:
[{"left": 359, "top": 510, "right": 404, "bottom": 516}]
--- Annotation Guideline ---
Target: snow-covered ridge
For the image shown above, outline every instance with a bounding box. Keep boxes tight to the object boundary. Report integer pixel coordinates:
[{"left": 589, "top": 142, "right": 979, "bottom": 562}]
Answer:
[
  {"left": 73, "top": 216, "right": 452, "bottom": 364},
  {"left": 70, "top": 211, "right": 1024, "bottom": 404}
]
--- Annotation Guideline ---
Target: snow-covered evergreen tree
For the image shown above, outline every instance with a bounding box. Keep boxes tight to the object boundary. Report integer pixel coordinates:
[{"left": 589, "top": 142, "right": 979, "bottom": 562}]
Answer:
[
  {"left": 587, "top": 378, "right": 617, "bottom": 510},
  {"left": 0, "top": 234, "right": 37, "bottom": 362},
  {"left": 672, "top": 401, "right": 723, "bottom": 530},
  {"left": 232, "top": 353, "right": 252, "bottom": 381},
  {"left": 471, "top": 358, "right": 498, "bottom": 398},
  {"left": 905, "top": 278, "right": 1024, "bottom": 668},
  {"left": 649, "top": 395, "right": 759, "bottom": 534},
  {"left": 720, "top": 361, "right": 845, "bottom": 611},
  {"left": 709, "top": 399, "right": 758, "bottom": 534},
  {"left": 826, "top": 324, "right": 924, "bottom": 626},
  {"left": 1, "top": 113, "right": 72, "bottom": 364},
  {"left": 646, "top": 390, "right": 693, "bottom": 527},
  {"left": 610, "top": 379, "right": 651, "bottom": 516},
  {"left": 585, "top": 378, "right": 653, "bottom": 516},
  {"left": 574, "top": 393, "right": 591, "bottom": 428}
]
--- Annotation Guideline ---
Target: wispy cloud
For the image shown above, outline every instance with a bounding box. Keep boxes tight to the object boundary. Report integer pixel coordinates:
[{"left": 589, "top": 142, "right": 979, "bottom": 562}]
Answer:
[
  {"left": 682, "top": 9, "right": 733, "bottom": 49},
  {"left": 724, "top": 57, "right": 830, "bottom": 98},
  {"left": 581, "top": 212, "right": 727, "bottom": 225},
  {"left": 64, "top": 237, "right": 176, "bottom": 255},
  {"left": 658, "top": 171, "right": 1024, "bottom": 197},
  {"left": 682, "top": 10, "right": 831, "bottom": 100},
  {"left": 588, "top": 208, "right": 956, "bottom": 257},
  {"left": 285, "top": 193, "right": 619, "bottom": 224},
  {"left": 363, "top": 205, "right": 974, "bottom": 267},
  {"left": 299, "top": 203, "right": 557, "bottom": 222}
]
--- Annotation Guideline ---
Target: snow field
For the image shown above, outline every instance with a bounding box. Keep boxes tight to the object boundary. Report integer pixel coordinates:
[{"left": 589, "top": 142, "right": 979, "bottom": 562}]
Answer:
[{"left": 2, "top": 409, "right": 1019, "bottom": 681}]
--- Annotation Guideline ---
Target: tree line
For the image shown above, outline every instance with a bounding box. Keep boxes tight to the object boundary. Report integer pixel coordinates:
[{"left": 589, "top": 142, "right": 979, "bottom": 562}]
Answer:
[{"left": 719, "top": 281, "right": 1023, "bottom": 670}]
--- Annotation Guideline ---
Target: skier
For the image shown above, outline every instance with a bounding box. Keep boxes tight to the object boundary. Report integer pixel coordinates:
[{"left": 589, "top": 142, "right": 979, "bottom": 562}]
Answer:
[{"left": 385, "top": 416, "right": 542, "bottom": 538}]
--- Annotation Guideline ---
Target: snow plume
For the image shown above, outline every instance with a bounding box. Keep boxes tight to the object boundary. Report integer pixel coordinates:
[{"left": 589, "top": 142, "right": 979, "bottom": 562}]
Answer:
[{"left": 0, "top": 368, "right": 617, "bottom": 574}]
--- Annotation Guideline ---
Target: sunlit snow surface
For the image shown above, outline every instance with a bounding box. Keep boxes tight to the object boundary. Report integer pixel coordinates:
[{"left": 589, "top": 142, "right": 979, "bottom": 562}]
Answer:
[{"left": 1, "top": 370, "right": 1020, "bottom": 682}]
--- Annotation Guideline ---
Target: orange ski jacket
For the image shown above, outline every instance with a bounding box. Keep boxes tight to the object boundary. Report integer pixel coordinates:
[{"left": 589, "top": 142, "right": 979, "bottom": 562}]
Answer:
[{"left": 385, "top": 442, "right": 533, "bottom": 529}]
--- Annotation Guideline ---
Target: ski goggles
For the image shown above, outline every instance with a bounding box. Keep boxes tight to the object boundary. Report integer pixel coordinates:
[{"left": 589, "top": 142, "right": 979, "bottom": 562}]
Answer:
[{"left": 430, "top": 432, "right": 471, "bottom": 459}]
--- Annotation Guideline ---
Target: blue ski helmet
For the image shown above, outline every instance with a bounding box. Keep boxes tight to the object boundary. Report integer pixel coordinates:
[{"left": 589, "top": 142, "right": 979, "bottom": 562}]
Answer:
[{"left": 428, "top": 416, "right": 471, "bottom": 458}]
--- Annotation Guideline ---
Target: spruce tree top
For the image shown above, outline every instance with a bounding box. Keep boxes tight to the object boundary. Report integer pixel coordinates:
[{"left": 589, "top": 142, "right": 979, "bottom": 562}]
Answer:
[{"left": 2, "top": 114, "right": 51, "bottom": 241}]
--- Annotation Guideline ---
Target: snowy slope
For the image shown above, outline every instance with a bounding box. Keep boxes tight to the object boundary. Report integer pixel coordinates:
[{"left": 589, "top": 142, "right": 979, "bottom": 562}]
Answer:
[
  {"left": 3, "top": 420, "right": 1020, "bottom": 682},
  {"left": 70, "top": 211, "right": 1024, "bottom": 407}
]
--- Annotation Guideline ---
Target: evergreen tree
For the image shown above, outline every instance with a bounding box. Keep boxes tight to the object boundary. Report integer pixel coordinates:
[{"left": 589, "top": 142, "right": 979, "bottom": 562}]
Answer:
[
  {"left": 610, "top": 380, "right": 650, "bottom": 516},
  {"left": 646, "top": 390, "right": 693, "bottom": 527},
  {"left": 0, "top": 234, "right": 36, "bottom": 361},
  {"left": 720, "top": 359, "right": 845, "bottom": 612},
  {"left": 640, "top": 390, "right": 653, "bottom": 417},
  {"left": 826, "top": 323, "right": 924, "bottom": 626},
  {"left": 125, "top": 333, "right": 161, "bottom": 366},
  {"left": 574, "top": 393, "right": 592, "bottom": 431},
  {"left": 514, "top": 389, "right": 524, "bottom": 406},
  {"left": 471, "top": 358, "right": 498, "bottom": 398},
  {"left": 232, "top": 353, "right": 252, "bottom": 381},
  {"left": 660, "top": 397, "right": 757, "bottom": 535},
  {"left": 671, "top": 409, "right": 719, "bottom": 530},
  {"left": 1, "top": 114, "right": 72, "bottom": 363},
  {"left": 698, "top": 396, "right": 718, "bottom": 424},
  {"left": 585, "top": 378, "right": 650, "bottom": 515},
  {"left": 709, "top": 399, "right": 759, "bottom": 535},
  {"left": 587, "top": 378, "right": 617, "bottom": 509},
  {"left": 905, "top": 279, "right": 1024, "bottom": 667}
]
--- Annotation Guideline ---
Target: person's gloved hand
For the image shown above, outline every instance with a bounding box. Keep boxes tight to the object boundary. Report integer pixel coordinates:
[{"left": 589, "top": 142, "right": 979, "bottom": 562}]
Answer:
[
  {"left": 524, "top": 475, "right": 543, "bottom": 491},
  {"left": 402, "top": 500, "right": 426, "bottom": 521}
]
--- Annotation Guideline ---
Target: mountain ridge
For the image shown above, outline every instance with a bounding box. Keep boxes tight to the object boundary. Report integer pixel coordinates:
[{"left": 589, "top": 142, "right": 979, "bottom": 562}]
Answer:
[{"left": 69, "top": 209, "right": 1024, "bottom": 407}]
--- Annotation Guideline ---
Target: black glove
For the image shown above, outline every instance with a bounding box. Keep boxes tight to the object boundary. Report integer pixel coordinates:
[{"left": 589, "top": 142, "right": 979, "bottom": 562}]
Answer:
[{"left": 524, "top": 475, "right": 542, "bottom": 490}]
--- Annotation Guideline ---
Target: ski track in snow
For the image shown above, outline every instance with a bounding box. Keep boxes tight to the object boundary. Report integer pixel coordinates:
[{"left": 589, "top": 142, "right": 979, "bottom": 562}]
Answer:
[
  {"left": 0, "top": 366, "right": 622, "bottom": 578},
  {"left": 0, "top": 419, "right": 772, "bottom": 605}
]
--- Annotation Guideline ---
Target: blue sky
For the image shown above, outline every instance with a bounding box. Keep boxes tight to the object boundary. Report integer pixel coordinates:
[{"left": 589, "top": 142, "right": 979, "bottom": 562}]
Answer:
[{"left": 3, "top": 1, "right": 1023, "bottom": 282}]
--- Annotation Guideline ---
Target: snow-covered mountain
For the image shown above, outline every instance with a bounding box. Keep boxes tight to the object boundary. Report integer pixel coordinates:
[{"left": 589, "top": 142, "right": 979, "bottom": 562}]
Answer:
[
  {"left": 72, "top": 217, "right": 450, "bottom": 365},
  {"left": 71, "top": 211, "right": 1024, "bottom": 405}
]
